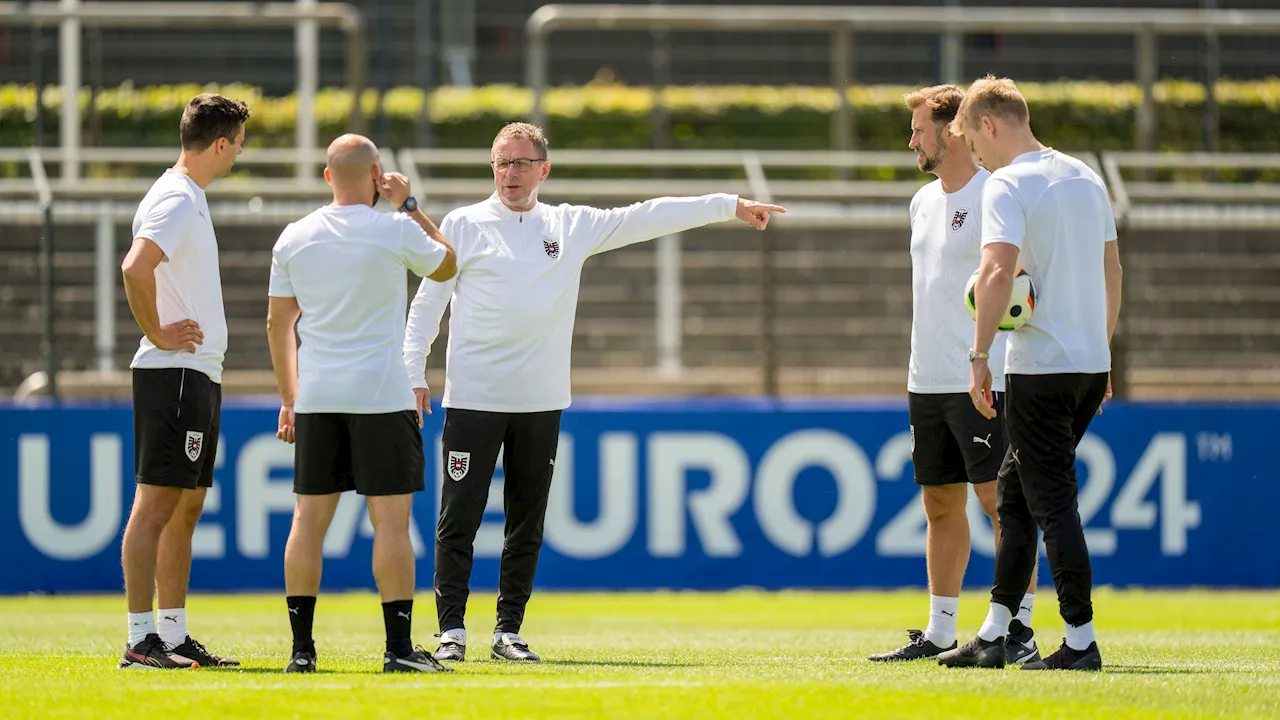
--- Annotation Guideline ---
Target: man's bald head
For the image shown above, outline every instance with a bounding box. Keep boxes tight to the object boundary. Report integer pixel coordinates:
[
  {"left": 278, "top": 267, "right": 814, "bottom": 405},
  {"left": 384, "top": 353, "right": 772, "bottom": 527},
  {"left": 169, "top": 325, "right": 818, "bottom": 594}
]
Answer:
[{"left": 326, "top": 134, "right": 380, "bottom": 184}]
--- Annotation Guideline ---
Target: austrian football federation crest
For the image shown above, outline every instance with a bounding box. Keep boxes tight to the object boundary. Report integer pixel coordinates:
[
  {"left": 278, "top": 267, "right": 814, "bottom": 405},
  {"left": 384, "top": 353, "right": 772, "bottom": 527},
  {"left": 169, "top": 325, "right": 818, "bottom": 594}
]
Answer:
[
  {"left": 447, "top": 450, "right": 471, "bottom": 481},
  {"left": 185, "top": 430, "right": 204, "bottom": 462},
  {"left": 951, "top": 208, "right": 969, "bottom": 231},
  {"left": 543, "top": 238, "right": 560, "bottom": 259}
]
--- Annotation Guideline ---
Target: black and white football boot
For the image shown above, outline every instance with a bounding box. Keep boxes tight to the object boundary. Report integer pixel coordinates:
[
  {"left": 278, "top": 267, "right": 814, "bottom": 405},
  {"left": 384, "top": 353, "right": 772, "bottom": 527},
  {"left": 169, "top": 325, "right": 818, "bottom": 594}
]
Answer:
[
  {"left": 1004, "top": 620, "right": 1041, "bottom": 666},
  {"left": 491, "top": 633, "right": 541, "bottom": 662},
  {"left": 1022, "top": 640, "right": 1102, "bottom": 671},
  {"left": 867, "top": 629, "right": 957, "bottom": 662},
  {"left": 937, "top": 634, "right": 1007, "bottom": 669},
  {"left": 433, "top": 629, "right": 466, "bottom": 662},
  {"left": 384, "top": 646, "right": 455, "bottom": 673},
  {"left": 169, "top": 635, "right": 241, "bottom": 667},
  {"left": 285, "top": 649, "right": 317, "bottom": 673}
]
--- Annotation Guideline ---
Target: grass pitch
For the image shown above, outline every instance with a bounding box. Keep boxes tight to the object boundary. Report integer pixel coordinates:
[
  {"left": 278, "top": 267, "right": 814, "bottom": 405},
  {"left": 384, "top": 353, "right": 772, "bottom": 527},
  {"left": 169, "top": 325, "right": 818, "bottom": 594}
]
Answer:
[{"left": 2, "top": 589, "right": 1278, "bottom": 719}]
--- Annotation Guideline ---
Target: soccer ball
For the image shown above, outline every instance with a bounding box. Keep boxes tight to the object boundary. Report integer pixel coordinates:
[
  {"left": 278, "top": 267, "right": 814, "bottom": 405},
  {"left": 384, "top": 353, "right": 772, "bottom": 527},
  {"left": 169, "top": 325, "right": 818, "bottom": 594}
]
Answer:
[{"left": 964, "top": 268, "right": 1036, "bottom": 331}]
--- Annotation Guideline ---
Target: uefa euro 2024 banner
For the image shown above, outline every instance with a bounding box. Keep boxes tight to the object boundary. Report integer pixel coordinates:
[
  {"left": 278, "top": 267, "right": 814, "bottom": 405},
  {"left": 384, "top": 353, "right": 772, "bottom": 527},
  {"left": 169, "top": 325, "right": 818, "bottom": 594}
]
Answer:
[{"left": 0, "top": 399, "right": 1275, "bottom": 593}]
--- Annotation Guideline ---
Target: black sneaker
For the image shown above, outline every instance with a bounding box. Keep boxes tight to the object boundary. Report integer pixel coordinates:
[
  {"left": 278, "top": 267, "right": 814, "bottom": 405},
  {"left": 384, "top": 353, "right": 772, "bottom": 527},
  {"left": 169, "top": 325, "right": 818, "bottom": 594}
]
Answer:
[
  {"left": 434, "top": 640, "right": 465, "bottom": 662},
  {"left": 868, "top": 629, "right": 956, "bottom": 662},
  {"left": 937, "top": 634, "right": 1006, "bottom": 669},
  {"left": 118, "top": 633, "right": 198, "bottom": 670},
  {"left": 384, "top": 646, "right": 455, "bottom": 673},
  {"left": 169, "top": 635, "right": 241, "bottom": 667},
  {"left": 1005, "top": 620, "right": 1041, "bottom": 666},
  {"left": 285, "top": 649, "right": 317, "bottom": 673},
  {"left": 1022, "top": 640, "right": 1102, "bottom": 671},
  {"left": 491, "top": 633, "right": 540, "bottom": 662}
]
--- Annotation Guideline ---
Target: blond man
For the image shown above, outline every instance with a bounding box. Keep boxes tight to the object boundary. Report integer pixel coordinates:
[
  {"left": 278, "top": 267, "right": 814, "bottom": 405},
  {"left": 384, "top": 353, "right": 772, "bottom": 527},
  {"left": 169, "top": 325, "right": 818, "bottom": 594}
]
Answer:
[{"left": 937, "top": 76, "right": 1122, "bottom": 672}]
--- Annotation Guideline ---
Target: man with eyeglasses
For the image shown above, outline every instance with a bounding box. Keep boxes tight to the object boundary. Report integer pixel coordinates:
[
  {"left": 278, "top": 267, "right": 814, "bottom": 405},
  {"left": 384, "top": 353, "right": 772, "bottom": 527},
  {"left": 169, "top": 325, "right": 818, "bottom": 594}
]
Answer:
[{"left": 403, "top": 122, "right": 785, "bottom": 663}]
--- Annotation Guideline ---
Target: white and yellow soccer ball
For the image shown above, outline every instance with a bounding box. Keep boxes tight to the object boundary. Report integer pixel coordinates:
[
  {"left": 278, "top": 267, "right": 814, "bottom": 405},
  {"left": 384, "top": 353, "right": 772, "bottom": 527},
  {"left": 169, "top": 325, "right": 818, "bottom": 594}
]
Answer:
[{"left": 965, "top": 268, "right": 1036, "bottom": 331}]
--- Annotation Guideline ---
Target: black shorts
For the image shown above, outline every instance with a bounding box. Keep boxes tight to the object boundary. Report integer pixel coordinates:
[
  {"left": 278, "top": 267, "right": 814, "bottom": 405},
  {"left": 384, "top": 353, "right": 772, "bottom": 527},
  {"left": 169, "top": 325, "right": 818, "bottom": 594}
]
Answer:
[
  {"left": 294, "top": 411, "right": 425, "bottom": 496},
  {"left": 132, "top": 368, "right": 221, "bottom": 490},
  {"left": 908, "top": 391, "right": 1005, "bottom": 486}
]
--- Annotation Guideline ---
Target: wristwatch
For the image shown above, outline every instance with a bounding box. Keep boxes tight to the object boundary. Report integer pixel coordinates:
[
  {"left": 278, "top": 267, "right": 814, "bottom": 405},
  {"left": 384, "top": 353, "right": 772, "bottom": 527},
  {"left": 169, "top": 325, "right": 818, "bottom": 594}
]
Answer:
[
  {"left": 398, "top": 196, "right": 418, "bottom": 213},
  {"left": 968, "top": 349, "right": 990, "bottom": 363}
]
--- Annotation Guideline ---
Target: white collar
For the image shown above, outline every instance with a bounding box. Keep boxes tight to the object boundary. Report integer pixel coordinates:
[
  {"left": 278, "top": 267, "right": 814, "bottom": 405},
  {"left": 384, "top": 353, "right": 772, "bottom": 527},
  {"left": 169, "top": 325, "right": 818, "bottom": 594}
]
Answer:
[{"left": 486, "top": 192, "right": 542, "bottom": 221}]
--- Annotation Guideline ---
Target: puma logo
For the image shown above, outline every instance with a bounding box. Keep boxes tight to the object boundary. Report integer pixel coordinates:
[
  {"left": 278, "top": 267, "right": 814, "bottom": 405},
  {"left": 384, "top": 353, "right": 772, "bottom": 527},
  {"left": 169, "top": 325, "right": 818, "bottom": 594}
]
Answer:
[
  {"left": 161, "top": 615, "right": 178, "bottom": 623},
  {"left": 1020, "top": 606, "right": 1033, "bottom": 614},
  {"left": 397, "top": 611, "right": 412, "bottom": 620},
  {"left": 940, "top": 610, "right": 955, "bottom": 617},
  {"left": 972, "top": 434, "right": 992, "bottom": 448},
  {"left": 289, "top": 607, "right": 300, "bottom": 615}
]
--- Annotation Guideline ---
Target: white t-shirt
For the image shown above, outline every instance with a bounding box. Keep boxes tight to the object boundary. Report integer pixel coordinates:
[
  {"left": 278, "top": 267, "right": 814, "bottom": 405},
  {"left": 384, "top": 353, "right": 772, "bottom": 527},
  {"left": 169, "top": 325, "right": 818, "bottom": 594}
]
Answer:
[
  {"left": 982, "top": 148, "right": 1117, "bottom": 375},
  {"left": 404, "top": 192, "right": 739, "bottom": 413},
  {"left": 129, "top": 170, "right": 228, "bottom": 383},
  {"left": 908, "top": 170, "right": 1006, "bottom": 394},
  {"left": 268, "top": 204, "right": 449, "bottom": 414}
]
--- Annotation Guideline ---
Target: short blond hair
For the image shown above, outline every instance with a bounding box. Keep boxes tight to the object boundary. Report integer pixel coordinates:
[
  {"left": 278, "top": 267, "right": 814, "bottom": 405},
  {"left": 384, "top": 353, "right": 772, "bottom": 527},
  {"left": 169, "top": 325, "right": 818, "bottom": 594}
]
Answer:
[
  {"left": 951, "top": 75, "right": 1030, "bottom": 137},
  {"left": 903, "top": 84, "right": 966, "bottom": 127},
  {"left": 493, "top": 122, "right": 549, "bottom": 158}
]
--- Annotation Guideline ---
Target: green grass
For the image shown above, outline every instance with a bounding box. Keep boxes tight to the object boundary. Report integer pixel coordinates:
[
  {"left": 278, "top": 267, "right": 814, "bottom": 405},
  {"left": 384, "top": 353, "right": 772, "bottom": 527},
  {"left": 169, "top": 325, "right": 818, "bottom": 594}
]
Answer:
[{"left": 2, "top": 589, "right": 1279, "bottom": 719}]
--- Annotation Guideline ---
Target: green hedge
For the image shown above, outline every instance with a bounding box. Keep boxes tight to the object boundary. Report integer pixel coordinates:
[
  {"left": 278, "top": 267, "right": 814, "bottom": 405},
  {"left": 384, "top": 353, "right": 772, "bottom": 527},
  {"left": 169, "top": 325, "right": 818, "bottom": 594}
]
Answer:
[{"left": 4, "top": 79, "right": 1280, "bottom": 153}]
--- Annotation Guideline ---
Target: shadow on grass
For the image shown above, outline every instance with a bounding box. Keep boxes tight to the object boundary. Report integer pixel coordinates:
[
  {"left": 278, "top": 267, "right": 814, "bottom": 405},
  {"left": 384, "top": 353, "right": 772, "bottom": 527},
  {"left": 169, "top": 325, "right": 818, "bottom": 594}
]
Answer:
[
  {"left": 540, "top": 659, "right": 704, "bottom": 669},
  {"left": 204, "top": 668, "right": 458, "bottom": 676},
  {"left": 200, "top": 666, "right": 308, "bottom": 675},
  {"left": 1103, "top": 665, "right": 1230, "bottom": 675}
]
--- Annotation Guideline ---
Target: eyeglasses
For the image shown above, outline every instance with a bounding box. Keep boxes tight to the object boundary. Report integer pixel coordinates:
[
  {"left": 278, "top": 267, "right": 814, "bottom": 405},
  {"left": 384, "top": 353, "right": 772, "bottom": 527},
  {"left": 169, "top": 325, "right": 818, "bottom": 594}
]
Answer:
[{"left": 491, "top": 158, "right": 546, "bottom": 173}]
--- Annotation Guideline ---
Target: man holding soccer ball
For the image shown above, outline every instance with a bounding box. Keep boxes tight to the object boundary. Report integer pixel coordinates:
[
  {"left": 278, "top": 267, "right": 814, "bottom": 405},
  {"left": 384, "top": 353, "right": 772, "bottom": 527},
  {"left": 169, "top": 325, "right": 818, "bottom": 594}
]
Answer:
[{"left": 938, "top": 75, "right": 1123, "bottom": 671}]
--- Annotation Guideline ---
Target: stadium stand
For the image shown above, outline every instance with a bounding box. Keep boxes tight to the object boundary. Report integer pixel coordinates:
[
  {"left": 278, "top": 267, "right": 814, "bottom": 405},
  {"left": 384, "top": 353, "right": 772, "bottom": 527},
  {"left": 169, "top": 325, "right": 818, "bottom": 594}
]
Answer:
[{"left": 3, "top": 147, "right": 1278, "bottom": 400}]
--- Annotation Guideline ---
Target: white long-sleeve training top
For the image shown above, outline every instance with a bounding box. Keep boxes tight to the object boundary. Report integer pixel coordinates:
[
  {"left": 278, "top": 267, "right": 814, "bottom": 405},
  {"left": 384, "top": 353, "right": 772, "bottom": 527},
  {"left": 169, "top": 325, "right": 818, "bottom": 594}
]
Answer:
[{"left": 403, "top": 191, "right": 739, "bottom": 413}]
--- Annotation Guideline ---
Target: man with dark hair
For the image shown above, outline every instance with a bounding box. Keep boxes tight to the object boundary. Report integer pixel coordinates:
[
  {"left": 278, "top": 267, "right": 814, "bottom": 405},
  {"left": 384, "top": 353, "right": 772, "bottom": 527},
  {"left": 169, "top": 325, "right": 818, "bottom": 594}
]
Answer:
[
  {"left": 180, "top": 94, "right": 252, "bottom": 152},
  {"left": 404, "top": 121, "right": 785, "bottom": 664},
  {"left": 118, "top": 92, "right": 250, "bottom": 670},
  {"left": 868, "top": 85, "right": 1039, "bottom": 665}
]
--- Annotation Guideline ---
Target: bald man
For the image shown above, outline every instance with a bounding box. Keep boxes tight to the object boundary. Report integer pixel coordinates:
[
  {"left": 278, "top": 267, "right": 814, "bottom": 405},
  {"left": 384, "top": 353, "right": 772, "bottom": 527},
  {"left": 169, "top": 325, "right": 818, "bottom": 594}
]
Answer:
[{"left": 267, "top": 133, "right": 457, "bottom": 674}]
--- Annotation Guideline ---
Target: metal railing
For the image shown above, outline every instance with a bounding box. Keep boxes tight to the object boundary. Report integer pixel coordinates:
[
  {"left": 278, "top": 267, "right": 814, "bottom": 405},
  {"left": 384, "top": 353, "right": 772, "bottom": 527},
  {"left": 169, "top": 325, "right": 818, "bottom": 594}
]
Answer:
[
  {"left": 26, "top": 146, "right": 1280, "bottom": 226},
  {"left": 1103, "top": 152, "right": 1280, "bottom": 230},
  {"left": 0, "top": 1, "right": 367, "bottom": 182},
  {"left": 10, "top": 146, "right": 1280, "bottom": 228},
  {"left": 4, "top": 147, "right": 935, "bottom": 205},
  {"left": 5, "top": 146, "right": 1280, "bottom": 400},
  {"left": 525, "top": 4, "right": 1280, "bottom": 155}
]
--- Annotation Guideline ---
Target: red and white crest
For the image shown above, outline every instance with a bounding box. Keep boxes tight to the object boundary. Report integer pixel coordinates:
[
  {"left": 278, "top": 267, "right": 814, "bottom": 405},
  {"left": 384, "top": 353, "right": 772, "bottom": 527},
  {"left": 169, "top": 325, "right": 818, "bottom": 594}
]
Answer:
[
  {"left": 447, "top": 450, "right": 470, "bottom": 481},
  {"left": 185, "top": 431, "right": 204, "bottom": 462}
]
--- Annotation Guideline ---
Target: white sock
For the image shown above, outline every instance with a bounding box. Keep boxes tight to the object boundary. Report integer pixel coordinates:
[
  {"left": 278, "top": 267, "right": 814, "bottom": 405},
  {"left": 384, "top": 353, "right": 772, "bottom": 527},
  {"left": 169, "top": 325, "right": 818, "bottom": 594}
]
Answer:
[
  {"left": 1064, "top": 621, "right": 1095, "bottom": 651},
  {"left": 977, "top": 603, "right": 1013, "bottom": 642},
  {"left": 127, "top": 611, "right": 155, "bottom": 647},
  {"left": 922, "top": 595, "right": 960, "bottom": 647},
  {"left": 157, "top": 608, "right": 188, "bottom": 647},
  {"left": 440, "top": 628, "right": 466, "bottom": 645},
  {"left": 1016, "top": 593, "right": 1035, "bottom": 626},
  {"left": 494, "top": 631, "right": 523, "bottom": 644}
]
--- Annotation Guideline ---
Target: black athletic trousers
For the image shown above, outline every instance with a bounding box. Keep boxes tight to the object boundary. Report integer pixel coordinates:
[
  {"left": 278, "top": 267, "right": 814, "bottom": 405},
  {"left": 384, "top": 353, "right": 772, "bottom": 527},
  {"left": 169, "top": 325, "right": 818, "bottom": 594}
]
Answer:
[
  {"left": 435, "top": 408, "right": 562, "bottom": 635},
  {"left": 991, "top": 372, "right": 1109, "bottom": 627}
]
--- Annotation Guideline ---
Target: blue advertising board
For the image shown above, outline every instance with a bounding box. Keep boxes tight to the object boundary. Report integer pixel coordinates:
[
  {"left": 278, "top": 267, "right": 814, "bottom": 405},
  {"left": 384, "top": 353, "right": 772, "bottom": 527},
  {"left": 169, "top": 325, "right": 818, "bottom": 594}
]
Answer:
[{"left": 0, "top": 398, "right": 1274, "bottom": 593}]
